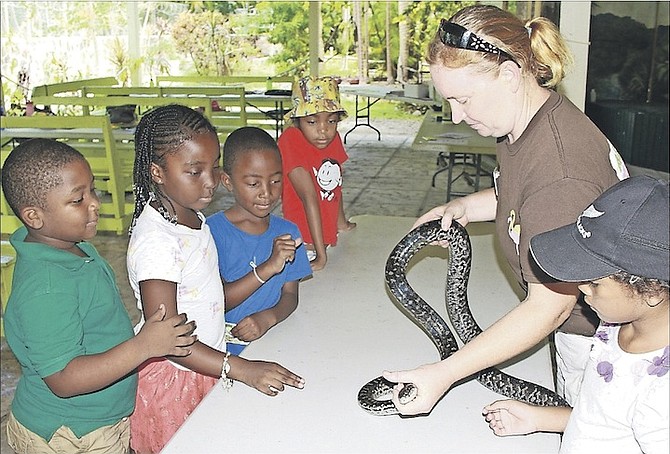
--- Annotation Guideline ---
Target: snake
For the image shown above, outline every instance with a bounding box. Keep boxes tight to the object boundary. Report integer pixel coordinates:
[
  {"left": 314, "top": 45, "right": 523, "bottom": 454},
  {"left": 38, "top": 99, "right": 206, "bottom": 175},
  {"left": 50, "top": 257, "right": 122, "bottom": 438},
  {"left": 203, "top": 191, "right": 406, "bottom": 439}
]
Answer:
[{"left": 358, "top": 219, "right": 569, "bottom": 416}]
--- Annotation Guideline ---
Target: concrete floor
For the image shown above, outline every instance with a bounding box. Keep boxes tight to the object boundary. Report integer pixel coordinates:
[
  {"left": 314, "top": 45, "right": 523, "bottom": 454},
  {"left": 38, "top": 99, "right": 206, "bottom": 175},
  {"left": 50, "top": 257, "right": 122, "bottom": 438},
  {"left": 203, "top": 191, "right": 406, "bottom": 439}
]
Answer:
[{"left": 1, "top": 116, "right": 667, "bottom": 453}]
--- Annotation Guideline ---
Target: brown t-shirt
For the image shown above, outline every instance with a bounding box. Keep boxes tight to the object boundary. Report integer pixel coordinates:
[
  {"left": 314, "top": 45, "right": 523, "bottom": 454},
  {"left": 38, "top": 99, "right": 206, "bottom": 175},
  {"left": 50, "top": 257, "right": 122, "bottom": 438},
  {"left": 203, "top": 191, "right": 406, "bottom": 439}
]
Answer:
[{"left": 494, "top": 91, "right": 628, "bottom": 336}]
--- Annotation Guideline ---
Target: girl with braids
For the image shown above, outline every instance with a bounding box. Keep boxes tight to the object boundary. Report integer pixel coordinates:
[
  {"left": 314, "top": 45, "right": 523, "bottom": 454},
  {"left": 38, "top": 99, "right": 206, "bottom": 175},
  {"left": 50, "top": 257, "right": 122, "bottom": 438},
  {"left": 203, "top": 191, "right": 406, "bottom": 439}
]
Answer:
[
  {"left": 383, "top": 4, "right": 629, "bottom": 416},
  {"left": 127, "top": 105, "right": 304, "bottom": 453}
]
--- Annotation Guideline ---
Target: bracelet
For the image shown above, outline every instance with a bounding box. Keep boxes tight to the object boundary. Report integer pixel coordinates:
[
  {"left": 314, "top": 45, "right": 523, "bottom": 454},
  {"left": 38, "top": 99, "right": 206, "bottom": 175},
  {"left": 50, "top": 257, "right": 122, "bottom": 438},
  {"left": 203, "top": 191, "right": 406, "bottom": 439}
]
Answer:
[
  {"left": 220, "top": 351, "right": 233, "bottom": 390},
  {"left": 249, "top": 260, "right": 266, "bottom": 284}
]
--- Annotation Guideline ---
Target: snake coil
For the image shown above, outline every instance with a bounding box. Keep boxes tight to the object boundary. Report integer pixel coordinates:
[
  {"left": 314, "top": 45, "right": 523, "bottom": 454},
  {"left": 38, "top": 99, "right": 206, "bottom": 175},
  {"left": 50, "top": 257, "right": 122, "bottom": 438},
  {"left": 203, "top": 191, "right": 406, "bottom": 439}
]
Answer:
[{"left": 358, "top": 219, "right": 568, "bottom": 416}]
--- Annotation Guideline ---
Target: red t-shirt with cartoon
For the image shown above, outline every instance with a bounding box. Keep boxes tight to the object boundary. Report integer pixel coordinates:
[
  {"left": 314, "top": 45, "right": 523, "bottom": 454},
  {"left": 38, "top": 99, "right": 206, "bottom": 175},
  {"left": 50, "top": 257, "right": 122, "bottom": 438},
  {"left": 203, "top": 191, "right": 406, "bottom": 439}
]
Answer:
[{"left": 278, "top": 126, "right": 348, "bottom": 246}]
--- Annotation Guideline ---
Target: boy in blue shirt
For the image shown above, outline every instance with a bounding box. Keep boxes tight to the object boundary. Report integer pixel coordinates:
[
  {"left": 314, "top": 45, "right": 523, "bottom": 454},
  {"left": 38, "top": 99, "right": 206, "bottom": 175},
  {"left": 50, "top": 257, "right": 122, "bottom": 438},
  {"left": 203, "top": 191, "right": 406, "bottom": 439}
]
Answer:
[
  {"left": 2, "top": 138, "right": 196, "bottom": 453},
  {"left": 207, "top": 127, "right": 311, "bottom": 355}
]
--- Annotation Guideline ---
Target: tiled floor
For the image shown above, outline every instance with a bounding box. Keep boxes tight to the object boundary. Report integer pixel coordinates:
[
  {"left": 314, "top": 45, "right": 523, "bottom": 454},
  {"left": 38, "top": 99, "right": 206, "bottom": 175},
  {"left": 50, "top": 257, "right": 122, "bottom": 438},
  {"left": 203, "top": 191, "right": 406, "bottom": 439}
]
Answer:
[{"left": 1, "top": 116, "right": 666, "bottom": 453}]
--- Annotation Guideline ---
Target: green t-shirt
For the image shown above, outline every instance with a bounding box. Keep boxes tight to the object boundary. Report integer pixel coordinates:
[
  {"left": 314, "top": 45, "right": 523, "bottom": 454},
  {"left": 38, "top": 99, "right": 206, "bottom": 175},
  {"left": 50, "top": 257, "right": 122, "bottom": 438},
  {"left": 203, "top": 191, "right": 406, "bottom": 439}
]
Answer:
[{"left": 5, "top": 227, "right": 136, "bottom": 441}]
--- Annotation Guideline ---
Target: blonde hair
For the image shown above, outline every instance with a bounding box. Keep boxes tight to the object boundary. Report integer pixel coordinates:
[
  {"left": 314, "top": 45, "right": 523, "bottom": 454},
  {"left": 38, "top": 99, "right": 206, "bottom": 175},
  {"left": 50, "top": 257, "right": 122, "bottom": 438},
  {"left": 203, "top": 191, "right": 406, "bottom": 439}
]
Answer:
[{"left": 427, "top": 5, "right": 573, "bottom": 89}]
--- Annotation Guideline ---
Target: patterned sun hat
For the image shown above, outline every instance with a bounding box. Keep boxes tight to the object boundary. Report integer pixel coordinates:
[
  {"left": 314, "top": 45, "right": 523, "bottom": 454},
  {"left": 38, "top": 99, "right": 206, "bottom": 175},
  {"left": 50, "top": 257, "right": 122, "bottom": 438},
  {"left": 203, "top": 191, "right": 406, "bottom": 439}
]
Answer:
[{"left": 284, "top": 76, "right": 348, "bottom": 124}]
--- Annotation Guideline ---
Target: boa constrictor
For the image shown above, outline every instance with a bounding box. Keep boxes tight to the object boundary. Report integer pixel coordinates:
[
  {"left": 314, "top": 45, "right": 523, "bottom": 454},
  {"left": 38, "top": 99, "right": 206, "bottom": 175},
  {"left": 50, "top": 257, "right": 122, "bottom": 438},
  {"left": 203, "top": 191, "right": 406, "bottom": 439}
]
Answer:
[{"left": 358, "top": 219, "right": 568, "bottom": 416}]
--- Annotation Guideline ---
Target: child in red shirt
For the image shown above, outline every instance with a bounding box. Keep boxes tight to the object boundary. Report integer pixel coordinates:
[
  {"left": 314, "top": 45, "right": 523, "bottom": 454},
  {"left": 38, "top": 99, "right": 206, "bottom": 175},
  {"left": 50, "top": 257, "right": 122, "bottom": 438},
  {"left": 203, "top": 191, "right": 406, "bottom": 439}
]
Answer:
[{"left": 278, "top": 76, "right": 356, "bottom": 271}]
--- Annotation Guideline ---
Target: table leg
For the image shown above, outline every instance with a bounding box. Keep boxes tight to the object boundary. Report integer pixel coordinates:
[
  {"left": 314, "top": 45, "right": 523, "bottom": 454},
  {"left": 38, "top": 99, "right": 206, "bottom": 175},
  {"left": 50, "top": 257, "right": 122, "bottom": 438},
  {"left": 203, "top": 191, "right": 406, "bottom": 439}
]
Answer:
[
  {"left": 474, "top": 154, "right": 482, "bottom": 192},
  {"left": 431, "top": 152, "right": 450, "bottom": 187},
  {"left": 446, "top": 153, "right": 456, "bottom": 202},
  {"left": 343, "top": 95, "right": 381, "bottom": 144}
]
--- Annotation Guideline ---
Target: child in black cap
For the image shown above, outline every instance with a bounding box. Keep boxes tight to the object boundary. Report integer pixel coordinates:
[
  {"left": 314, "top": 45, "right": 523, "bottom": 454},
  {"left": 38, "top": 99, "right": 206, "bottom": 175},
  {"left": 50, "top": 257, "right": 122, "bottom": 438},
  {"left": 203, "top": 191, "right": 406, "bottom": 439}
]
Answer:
[{"left": 483, "top": 175, "right": 669, "bottom": 452}]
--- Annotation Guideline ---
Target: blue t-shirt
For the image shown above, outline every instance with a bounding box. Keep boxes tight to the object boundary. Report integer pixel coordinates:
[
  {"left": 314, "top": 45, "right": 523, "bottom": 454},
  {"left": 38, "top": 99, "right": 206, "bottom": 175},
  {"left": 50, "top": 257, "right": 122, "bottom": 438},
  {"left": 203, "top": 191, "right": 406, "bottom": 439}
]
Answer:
[{"left": 206, "top": 213, "right": 311, "bottom": 354}]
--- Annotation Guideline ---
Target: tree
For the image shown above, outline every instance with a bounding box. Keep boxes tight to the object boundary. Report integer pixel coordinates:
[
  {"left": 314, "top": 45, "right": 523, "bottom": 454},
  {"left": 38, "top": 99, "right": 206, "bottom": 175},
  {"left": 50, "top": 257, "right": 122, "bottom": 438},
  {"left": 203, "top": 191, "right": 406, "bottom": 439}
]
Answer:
[
  {"left": 386, "top": 2, "right": 394, "bottom": 83},
  {"left": 402, "top": 1, "right": 473, "bottom": 82},
  {"left": 397, "top": 1, "right": 409, "bottom": 83},
  {"left": 171, "top": 10, "right": 232, "bottom": 76},
  {"left": 354, "top": 1, "right": 369, "bottom": 82}
]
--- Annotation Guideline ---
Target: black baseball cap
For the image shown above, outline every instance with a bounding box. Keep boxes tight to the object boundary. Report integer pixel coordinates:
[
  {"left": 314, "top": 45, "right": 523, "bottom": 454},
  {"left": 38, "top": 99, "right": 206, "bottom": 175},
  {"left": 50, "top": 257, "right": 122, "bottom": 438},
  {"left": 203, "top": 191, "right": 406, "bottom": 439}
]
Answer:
[{"left": 530, "top": 176, "right": 669, "bottom": 283}]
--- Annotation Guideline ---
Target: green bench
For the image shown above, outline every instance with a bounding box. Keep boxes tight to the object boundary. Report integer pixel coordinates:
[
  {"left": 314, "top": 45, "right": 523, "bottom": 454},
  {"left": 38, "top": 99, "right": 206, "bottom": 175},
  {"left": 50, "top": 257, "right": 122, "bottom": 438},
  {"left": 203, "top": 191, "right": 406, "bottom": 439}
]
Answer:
[
  {"left": 1, "top": 115, "right": 134, "bottom": 235},
  {"left": 31, "top": 76, "right": 120, "bottom": 97},
  {"left": 31, "top": 90, "right": 248, "bottom": 136}
]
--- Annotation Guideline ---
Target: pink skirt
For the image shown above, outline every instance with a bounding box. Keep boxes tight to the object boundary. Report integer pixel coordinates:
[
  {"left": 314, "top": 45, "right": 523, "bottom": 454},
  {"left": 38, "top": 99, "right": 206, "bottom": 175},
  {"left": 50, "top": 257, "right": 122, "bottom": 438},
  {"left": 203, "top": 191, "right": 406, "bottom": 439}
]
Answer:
[{"left": 130, "top": 359, "right": 218, "bottom": 453}]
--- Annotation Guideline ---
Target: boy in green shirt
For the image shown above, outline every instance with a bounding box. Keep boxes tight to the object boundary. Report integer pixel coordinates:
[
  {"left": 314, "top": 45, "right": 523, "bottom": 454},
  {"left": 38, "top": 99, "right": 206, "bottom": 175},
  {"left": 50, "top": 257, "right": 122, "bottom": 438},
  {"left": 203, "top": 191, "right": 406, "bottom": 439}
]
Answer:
[{"left": 2, "top": 138, "right": 196, "bottom": 453}]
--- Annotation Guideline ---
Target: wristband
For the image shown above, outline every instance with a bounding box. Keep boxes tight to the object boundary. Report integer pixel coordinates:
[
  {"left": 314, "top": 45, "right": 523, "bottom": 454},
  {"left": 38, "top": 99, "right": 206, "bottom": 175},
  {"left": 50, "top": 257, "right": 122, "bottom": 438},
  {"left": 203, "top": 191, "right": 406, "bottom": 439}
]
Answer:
[
  {"left": 220, "top": 351, "right": 233, "bottom": 390},
  {"left": 249, "top": 260, "right": 266, "bottom": 284}
]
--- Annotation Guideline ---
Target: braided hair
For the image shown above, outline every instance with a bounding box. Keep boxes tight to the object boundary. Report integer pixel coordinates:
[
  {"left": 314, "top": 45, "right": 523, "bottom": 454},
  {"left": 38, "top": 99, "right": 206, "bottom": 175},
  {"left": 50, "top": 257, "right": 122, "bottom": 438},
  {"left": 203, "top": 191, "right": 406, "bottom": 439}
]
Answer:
[{"left": 131, "top": 104, "right": 217, "bottom": 235}]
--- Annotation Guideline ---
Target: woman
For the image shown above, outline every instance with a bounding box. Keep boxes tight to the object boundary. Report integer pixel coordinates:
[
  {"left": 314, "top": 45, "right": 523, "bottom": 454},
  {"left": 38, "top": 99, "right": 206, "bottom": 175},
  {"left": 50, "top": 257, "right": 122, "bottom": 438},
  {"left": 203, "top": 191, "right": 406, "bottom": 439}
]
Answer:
[{"left": 382, "top": 4, "right": 628, "bottom": 415}]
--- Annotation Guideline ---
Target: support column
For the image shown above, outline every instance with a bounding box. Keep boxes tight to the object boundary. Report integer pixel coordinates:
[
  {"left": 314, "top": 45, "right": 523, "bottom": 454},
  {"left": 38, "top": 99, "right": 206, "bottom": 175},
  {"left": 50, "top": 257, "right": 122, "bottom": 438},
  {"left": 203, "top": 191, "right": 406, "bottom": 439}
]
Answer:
[
  {"left": 559, "top": 1, "right": 591, "bottom": 111},
  {"left": 127, "top": 1, "right": 141, "bottom": 86},
  {"left": 309, "top": 1, "right": 322, "bottom": 77}
]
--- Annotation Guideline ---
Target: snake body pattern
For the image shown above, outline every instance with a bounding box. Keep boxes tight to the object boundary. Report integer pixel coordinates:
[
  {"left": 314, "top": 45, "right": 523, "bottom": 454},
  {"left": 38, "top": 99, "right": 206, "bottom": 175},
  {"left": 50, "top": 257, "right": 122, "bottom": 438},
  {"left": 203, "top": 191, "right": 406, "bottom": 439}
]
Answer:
[{"left": 358, "top": 219, "right": 569, "bottom": 416}]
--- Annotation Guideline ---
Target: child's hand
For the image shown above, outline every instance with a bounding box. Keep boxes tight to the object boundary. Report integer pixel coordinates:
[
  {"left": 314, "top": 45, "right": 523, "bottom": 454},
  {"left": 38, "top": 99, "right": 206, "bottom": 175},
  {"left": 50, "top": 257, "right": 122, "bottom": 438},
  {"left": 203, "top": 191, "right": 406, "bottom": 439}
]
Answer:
[
  {"left": 137, "top": 304, "right": 197, "bottom": 358},
  {"left": 236, "top": 359, "right": 305, "bottom": 396},
  {"left": 230, "top": 312, "right": 273, "bottom": 342},
  {"left": 266, "top": 235, "right": 303, "bottom": 275},
  {"left": 338, "top": 219, "right": 357, "bottom": 232},
  {"left": 310, "top": 253, "right": 327, "bottom": 272},
  {"left": 482, "top": 400, "right": 538, "bottom": 436}
]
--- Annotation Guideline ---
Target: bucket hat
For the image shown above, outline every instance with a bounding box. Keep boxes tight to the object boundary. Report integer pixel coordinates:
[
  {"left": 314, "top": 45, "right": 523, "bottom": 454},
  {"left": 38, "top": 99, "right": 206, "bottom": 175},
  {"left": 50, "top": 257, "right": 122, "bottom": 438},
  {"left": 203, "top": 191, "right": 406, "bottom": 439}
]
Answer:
[
  {"left": 530, "top": 175, "right": 669, "bottom": 283},
  {"left": 284, "top": 76, "right": 348, "bottom": 124}
]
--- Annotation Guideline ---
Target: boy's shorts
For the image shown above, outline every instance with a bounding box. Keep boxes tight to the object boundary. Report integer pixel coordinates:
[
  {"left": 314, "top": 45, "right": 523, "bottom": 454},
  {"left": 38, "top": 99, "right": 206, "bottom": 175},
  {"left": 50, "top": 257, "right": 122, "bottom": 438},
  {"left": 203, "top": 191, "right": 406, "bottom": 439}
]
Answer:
[{"left": 6, "top": 411, "right": 130, "bottom": 454}]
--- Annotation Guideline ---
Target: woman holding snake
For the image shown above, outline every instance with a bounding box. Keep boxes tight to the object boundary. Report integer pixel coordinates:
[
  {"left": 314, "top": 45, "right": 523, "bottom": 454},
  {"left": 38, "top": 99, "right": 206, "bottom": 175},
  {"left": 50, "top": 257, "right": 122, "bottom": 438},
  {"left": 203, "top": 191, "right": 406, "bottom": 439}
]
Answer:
[{"left": 383, "top": 5, "right": 629, "bottom": 415}]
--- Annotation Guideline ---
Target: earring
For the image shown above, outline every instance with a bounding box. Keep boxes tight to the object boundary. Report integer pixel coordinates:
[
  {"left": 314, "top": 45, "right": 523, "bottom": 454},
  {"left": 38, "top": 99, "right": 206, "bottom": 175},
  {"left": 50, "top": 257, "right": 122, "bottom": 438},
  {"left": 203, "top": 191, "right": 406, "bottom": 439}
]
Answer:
[{"left": 647, "top": 298, "right": 665, "bottom": 308}]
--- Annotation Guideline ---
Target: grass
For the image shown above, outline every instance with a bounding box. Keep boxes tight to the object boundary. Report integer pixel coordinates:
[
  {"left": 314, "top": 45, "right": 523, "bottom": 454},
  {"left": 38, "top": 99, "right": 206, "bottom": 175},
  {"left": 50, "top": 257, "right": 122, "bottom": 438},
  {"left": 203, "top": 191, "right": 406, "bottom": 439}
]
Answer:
[{"left": 339, "top": 97, "right": 426, "bottom": 120}]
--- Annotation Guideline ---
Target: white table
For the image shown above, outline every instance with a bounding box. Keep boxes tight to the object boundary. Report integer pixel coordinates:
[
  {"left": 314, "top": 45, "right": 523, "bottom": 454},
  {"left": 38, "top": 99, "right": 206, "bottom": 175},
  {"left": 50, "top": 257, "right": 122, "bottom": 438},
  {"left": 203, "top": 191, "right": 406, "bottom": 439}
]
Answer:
[
  {"left": 338, "top": 84, "right": 439, "bottom": 143},
  {"left": 163, "top": 215, "right": 560, "bottom": 453},
  {"left": 412, "top": 111, "right": 497, "bottom": 201}
]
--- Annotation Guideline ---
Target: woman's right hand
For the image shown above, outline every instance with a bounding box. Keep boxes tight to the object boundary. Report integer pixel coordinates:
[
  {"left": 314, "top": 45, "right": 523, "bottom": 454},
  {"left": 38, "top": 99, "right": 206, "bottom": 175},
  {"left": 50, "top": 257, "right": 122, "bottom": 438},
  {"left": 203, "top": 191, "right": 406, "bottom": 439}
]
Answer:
[
  {"left": 137, "top": 304, "right": 197, "bottom": 358},
  {"left": 235, "top": 358, "right": 305, "bottom": 396}
]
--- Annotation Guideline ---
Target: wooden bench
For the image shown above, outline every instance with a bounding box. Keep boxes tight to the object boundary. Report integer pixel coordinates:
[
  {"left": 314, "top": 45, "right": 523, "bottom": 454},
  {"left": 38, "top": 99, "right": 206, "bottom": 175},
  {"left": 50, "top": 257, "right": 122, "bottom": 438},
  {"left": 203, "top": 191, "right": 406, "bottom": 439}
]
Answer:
[
  {"left": 155, "top": 75, "right": 295, "bottom": 92},
  {"left": 80, "top": 85, "right": 291, "bottom": 137},
  {"left": 154, "top": 76, "right": 294, "bottom": 136},
  {"left": 31, "top": 76, "right": 119, "bottom": 97},
  {"left": 1, "top": 115, "right": 134, "bottom": 235},
  {"left": 31, "top": 90, "right": 248, "bottom": 136}
]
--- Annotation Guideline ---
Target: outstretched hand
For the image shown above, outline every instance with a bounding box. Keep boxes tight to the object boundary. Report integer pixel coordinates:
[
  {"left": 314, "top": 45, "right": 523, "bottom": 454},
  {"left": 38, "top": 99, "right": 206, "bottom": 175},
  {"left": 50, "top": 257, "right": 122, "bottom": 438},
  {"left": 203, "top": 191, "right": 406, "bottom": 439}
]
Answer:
[
  {"left": 482, "top": 400, "right": 539, "bottom": 436},
  {"left": 137, "top": 304, "right": 197, "bottom": 358},
  {"left": 237, "top": 359, "right": 305, "bottom": 396}
]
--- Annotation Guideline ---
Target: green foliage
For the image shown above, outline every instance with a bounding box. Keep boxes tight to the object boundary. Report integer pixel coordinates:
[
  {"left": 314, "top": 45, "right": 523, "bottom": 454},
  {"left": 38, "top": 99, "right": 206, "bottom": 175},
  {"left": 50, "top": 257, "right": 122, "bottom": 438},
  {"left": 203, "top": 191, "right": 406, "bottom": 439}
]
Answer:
[
  {"left": 256, "top": 1, "right": 310, "bottom": 75},
  {"left": 109, "top": 38, "right": 130, "bottom": 86},
  {"left": 171, "top": 9, "right": 234, "bottom": 76},
  {"left": 252, "top": 1, "right": 474, "bottom": 80},
  {"left": 403, "top": 1, "right": 475, "bottom": 80}
]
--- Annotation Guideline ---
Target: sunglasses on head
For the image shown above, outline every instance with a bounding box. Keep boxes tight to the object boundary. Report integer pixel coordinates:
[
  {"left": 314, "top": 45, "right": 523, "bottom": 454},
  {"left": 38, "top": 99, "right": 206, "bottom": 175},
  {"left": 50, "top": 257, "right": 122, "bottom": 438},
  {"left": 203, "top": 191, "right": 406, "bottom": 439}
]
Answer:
[{"left": 438, "top": 19, "right": 520, "bottom": 67}]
